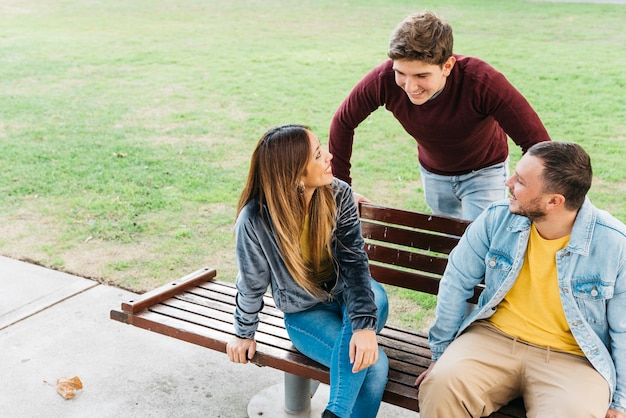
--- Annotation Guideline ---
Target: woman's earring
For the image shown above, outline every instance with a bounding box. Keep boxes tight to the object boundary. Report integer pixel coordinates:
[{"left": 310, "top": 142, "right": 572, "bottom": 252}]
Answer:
[{"left": 297, "top": 182, "right": 305, "bottom": 195}]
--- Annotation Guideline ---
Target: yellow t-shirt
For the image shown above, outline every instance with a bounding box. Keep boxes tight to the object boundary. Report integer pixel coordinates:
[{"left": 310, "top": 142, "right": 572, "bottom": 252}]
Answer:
[
  {"left": 488, "top": 224, "right": 584, "bottom": 356},
  {"left": 300, "top": 214, "right": 334, "bottom": 286},
  {"left": 300, "top": 214, "right": 312, "bottom": 260}
]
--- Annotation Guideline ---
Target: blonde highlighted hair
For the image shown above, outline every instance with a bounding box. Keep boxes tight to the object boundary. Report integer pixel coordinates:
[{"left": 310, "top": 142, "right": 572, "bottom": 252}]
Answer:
[{"left": 237, "top": 124, "right": 337, "bottom": 298}]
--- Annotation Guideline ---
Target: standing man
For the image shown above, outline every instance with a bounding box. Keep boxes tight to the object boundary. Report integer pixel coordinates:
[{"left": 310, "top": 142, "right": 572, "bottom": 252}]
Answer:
[
  {"left": 416, "top": 141, "right": 626, "bottom": 417},
  {"left": 329, "top": 10, "right": 551, "bottom": 220}
]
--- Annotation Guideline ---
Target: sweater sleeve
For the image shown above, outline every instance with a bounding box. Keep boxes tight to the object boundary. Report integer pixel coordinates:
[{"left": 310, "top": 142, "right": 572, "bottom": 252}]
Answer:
[
  {"left": 233, "top": 209, "right": 271, "bottom": 339},
  {"left": 332, "top": 180, "right": 378, "bottom": 331},
  {"left": 474, "top": 66, "right": 551, "bottom": 152},
  {"left": 329, "top": 62, "right": 390, "bottom": 184}
]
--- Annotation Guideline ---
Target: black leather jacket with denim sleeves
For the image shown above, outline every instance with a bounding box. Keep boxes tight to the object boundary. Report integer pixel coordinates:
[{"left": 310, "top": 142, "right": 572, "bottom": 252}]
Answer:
[{"left": 233, "top": 178, "right": 377, "bottom": 339}]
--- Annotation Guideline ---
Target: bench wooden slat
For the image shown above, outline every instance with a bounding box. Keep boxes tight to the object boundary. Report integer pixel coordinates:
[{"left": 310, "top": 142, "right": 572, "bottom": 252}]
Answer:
[
  {"left": 368, "top": 263, "right": 441, "bottom": 295},
  {"left": 380, "top": 323, "right": 427, "bottom": 343},
  {"left": 359, "top": 203, "right": 471, "bottom": 237},
  {"left": 361, "top": 221, "right": 461, "bottom": 254},
  {"left": 378, "top": 333, "right": 431, "bottom": 357},
  {"left": 370, "top": 263, "right": 484, "bottom": 304},
  {"left": 120, "top": 267, "right": 217, "bottom": 313},
  {"left": 153, "top": 300, "right": 291, "bottom": 343},
  {"left": 188, "top": 290, "right": 280, "bottom": 318},
  {"left": 366, "top": 241, "right": 449, "bottom": 276},
  {"left": 381, "top": 381, "right": 418, "bottom": 410},
  {"left": 195, "top": 280, "right": 282, "bottom": 313},
  {"left": 381, "top": 350, "right": 430, "bottom": 370}
]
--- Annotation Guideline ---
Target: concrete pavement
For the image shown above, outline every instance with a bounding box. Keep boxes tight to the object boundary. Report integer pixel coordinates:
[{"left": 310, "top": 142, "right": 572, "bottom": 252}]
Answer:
[{"left": 0, "top": 256, "right": 416, "bottom": 417}]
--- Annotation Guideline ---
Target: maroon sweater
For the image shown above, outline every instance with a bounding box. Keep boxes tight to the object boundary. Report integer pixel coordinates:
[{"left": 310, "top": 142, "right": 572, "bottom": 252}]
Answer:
[{"left": 329, "top": 55, "right": 551, "bottom": 182}]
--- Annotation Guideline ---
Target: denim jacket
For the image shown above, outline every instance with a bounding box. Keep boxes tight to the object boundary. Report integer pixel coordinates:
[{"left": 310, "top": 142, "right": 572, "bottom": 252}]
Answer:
[
  {"left": 233, "top": 178, "right": 377, "bottom": 340},
  {"left": 429, "top": 199, "right": 626, "bottom": 412}
]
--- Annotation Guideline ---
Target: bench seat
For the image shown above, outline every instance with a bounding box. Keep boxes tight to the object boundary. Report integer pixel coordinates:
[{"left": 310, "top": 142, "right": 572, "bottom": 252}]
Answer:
[
  {"left": 111, "top": 203, "right": 526, "bottom": 417},
  {"left": 110, "top": 269, "right": 524, "bottom": 416}
]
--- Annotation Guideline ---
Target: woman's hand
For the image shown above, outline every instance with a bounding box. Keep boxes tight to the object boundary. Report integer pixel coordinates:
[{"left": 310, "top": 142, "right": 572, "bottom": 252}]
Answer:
[
  {"left": 349, "top": 329, "right": 379, "bottom": 373},
  {"left": 226, "top": 336, "right": 256, "bottom": 364}
]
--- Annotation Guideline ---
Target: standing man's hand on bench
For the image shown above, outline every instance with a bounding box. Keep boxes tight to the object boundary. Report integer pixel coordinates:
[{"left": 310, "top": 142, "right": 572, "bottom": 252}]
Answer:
[
  {"left": 353, "top": 192, "right": 371, "bottom": 217},
  {"left": 227, "top": 336, "right": 257, "bottom": 364}
]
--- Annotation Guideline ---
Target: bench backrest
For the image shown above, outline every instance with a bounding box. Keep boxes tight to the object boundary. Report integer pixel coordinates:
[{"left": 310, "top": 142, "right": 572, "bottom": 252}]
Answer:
[{"left": 359, "top": 202, "right": 483, "bottom": 303}]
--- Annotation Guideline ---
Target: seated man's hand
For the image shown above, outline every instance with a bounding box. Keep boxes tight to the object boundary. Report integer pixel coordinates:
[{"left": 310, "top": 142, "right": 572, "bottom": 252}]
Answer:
[
  {"left": 606, "top": 408, "right": 626, "bottom": 418},
  {"left": 415, "top": 361, "right": 436, "bottom": 387}
]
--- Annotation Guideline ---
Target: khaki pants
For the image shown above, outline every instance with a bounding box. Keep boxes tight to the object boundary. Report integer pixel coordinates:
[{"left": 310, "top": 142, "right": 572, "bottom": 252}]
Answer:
[{"left": 418, "top": 321, "right": 610, "bottom": 418}]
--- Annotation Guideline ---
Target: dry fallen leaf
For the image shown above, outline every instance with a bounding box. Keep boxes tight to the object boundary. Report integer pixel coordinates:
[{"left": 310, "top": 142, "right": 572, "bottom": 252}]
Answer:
[{"left": 55, "top": 376, "right": 83, "bottom": 399}]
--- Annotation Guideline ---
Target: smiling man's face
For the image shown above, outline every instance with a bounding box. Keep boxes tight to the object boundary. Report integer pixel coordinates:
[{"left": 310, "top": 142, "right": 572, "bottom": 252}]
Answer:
[{"left": 392, "top": 56, "right": 455, "bottom": 105}]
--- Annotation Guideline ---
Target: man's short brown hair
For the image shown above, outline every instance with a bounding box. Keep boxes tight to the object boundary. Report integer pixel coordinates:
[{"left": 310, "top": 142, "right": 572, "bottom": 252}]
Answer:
[{"left": 388, "top": 11, "right": 453, "bottom": 66}]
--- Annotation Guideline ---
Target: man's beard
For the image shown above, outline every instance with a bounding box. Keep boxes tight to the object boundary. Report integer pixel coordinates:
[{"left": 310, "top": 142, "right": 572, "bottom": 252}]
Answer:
[{"left": 510, "top": 196, "right": 546, "bottom": 222}]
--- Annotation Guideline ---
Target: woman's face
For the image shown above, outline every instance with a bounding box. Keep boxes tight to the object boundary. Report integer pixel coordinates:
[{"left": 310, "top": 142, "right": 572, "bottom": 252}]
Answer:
[{"left": 301, "top": 130, "right": 333, "bottom": 190}]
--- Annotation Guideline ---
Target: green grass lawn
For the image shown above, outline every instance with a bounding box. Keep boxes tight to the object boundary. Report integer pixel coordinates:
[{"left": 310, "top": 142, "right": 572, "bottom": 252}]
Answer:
[{"left": 1, "top": 0, "right": 624, "bottom": 329}]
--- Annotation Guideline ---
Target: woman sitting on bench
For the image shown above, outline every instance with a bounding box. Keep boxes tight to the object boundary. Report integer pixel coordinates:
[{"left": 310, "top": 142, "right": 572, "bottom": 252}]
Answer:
[{"left": 226, "top": 124, "right": 389, "bottom": 418}]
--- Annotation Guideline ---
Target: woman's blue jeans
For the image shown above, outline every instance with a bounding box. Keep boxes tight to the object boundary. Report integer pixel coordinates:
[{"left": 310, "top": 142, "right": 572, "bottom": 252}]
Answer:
[{"left": 283, "top": 279, "right": 389, "bottom": 418}]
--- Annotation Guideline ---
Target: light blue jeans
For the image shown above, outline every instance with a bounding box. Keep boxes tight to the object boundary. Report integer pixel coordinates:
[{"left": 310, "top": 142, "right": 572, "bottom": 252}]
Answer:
[
  {"left": 284, "top": 279, "right": 389, "bottom": 418},
  {"left": 420, "top": 160, "right": 509, "bottom": 221}
]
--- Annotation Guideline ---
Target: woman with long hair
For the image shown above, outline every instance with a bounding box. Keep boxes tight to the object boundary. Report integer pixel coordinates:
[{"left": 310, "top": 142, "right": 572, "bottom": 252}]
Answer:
[{"left": 226, "top": 124, "right": 389, "bottom": 418}]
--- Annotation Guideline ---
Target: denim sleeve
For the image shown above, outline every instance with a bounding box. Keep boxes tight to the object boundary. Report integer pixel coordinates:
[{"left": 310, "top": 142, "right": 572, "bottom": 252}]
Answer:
[
  {"left": 428, "top": 208, "right": 493, "bottom": 360},
  {"left": 609, "top": 259, "right": 626, "bottom": 412},
  {"left": 332, "top": 180, "right": 377, "bottom": 331},
  {"left": 233, "top": 212, "right": 271, "bottom": 339}
]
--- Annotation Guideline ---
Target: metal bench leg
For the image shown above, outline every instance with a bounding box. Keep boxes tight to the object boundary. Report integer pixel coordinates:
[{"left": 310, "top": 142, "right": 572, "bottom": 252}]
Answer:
[
  {"left": 284, "top": 373, "right": 318, "bottom": 413},
  {"left": 247, "top": 372, "right": 328, "bottom": 417}
]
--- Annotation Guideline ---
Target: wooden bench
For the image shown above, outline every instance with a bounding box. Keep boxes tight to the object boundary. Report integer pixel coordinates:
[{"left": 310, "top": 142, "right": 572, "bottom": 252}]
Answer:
[{"left": 110, "top": 202, "right": 526, "bottom": 417}]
